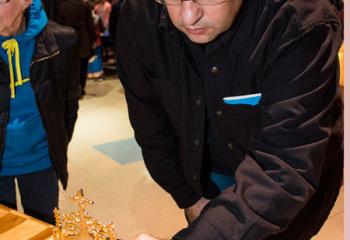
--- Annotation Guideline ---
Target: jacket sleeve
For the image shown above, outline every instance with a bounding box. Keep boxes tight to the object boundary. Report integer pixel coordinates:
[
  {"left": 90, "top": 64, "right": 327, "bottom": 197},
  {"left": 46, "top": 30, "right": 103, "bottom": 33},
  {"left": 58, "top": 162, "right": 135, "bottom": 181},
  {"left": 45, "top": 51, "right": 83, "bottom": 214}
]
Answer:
[
  {"left": 116, "top": 3, "right": 201, "bottom": 209},
  {"left": 64, "top": 31, "right": 80, "bottom": 142},
  {"left": 174, "top": 17, "right": 342, "bottom": 240}
]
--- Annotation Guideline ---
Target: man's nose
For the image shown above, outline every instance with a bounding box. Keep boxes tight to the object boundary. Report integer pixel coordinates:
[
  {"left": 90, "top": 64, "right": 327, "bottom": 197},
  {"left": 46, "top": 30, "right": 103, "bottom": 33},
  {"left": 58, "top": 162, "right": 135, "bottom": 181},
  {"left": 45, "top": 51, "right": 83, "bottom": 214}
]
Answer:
[{"left": 180, "top": 1, "right": 203, "bottom": 26}]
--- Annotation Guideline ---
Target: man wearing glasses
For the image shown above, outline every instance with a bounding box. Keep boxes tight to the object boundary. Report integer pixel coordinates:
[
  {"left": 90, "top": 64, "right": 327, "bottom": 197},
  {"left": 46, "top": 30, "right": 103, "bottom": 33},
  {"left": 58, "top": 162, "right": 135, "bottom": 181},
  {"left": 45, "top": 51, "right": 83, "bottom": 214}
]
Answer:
[{"left": 116, "top": 0, "right": 343, "bottom": 239}]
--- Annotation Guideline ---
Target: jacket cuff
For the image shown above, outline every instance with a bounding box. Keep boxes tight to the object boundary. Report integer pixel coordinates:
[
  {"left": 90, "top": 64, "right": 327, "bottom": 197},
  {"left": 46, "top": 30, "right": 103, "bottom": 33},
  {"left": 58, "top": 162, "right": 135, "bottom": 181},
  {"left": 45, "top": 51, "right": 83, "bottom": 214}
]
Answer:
[
  {"left": 172, "top": 217, "right": 218, "bottom": 240},
  {"left": 169, "top": 185, "right": 201, "bottom": 209}
]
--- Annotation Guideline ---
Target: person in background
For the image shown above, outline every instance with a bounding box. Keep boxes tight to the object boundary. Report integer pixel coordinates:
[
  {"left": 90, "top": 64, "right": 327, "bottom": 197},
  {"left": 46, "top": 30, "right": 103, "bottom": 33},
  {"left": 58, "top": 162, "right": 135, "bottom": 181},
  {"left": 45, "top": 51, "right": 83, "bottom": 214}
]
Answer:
[
  {"left": 116, "top": 0, "right": 343, "bottom": 239},
  {"left": 41, "top": 0, "right": 59, "bottom": 20},
  {"left": 95, "top": 0, "right": 112, "bottom": 63},
  {"left": 0, "top": 0, "right": 79, "bottom": 224},
  {"left": 94, "top": 0, "right": 111, "bottom": 33},
  {"left": 84, "top": 0, "right": 96, "bottom": 10},
  {"left": 87, "top": 12, "right": 104, "bottom": 79},
  {"left": 56, "top": 0, "right": 96, "bottom": 97}
]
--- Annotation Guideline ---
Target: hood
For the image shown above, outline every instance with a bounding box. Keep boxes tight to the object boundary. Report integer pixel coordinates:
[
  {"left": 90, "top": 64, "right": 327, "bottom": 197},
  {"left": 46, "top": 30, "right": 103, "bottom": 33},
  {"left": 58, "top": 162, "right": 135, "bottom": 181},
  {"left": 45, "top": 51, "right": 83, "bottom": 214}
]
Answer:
[
  {"left": 0, "top": 0, "right": 48, "bottom": 43},
  {"left": 0, "top": 0, "right": 48, "bottom": 98}
]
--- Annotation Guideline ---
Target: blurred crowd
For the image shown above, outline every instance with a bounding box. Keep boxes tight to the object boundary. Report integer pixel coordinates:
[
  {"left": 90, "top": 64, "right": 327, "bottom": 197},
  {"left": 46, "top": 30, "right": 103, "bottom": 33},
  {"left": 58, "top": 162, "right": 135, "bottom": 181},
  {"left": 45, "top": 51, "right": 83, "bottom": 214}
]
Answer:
[{"left": 42, "top": 0, "right": 123, "bottom": 97}]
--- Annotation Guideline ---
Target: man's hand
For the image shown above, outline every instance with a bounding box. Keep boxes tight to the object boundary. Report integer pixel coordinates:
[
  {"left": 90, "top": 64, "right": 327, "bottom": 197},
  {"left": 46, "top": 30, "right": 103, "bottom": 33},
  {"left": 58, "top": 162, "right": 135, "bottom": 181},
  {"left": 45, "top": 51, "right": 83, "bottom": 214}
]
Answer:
[
  {"left": 134, "top": 233, "right": 161, "bottom": 240},
  {"left": 184, "top": 197, "right": 210, "bottom": 224},
  {"left": 134, "top": 198, "right": 210, "bottom": 240}
]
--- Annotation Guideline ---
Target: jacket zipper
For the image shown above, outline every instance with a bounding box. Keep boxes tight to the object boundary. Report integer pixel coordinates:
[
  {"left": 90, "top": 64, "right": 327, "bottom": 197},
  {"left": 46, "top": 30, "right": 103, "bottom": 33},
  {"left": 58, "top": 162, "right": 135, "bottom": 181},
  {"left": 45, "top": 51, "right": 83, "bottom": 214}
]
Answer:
[
  {"left": 30, "top": 50, "right": 61, "bottom": 176},
  {"left": 30, "top": 50, "right": 60, "bottom": 67}
]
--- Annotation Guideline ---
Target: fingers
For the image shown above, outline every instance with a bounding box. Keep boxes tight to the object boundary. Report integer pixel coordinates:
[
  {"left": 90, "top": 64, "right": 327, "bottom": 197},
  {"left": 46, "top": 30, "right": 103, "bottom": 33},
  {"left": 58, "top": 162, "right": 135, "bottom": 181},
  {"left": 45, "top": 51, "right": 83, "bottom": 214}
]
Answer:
[
  {"left": 134, "top": 233, "right": 160, "bottom": 240},
  {"left": 184, "top": 197, "right": 210, "bottom": 223}
]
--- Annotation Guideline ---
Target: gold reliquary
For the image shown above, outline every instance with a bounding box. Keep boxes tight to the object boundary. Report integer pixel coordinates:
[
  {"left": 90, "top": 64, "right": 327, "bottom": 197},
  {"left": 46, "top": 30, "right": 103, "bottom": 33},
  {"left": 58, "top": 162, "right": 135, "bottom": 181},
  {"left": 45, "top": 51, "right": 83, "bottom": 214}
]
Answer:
[{"left": 53, "top": 189, "right": 117, "bottom": 240}]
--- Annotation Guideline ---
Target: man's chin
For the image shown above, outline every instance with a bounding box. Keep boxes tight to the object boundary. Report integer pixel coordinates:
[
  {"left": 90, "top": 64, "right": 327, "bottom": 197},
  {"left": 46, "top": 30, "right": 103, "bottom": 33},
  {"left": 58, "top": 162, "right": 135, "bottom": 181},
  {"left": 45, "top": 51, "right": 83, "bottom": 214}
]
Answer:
[{"left": 186, "top": 34, "right": 216, "bottom": 44}]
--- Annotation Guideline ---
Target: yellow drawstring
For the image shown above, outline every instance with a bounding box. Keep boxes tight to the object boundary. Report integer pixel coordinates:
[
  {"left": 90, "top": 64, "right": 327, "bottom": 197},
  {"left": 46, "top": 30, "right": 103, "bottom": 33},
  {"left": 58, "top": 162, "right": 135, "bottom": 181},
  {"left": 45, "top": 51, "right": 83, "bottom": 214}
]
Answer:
[{"left": 2, "top": 39, "right": 23, "bottom": 98}]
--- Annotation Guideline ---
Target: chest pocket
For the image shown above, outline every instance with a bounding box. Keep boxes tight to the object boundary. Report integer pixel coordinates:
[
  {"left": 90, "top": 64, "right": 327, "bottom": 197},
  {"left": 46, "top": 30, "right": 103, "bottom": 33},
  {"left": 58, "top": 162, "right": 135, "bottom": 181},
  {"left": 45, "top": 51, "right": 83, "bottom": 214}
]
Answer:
[{"left": 220, "top": 101, "right": 261, "bottom": 154}]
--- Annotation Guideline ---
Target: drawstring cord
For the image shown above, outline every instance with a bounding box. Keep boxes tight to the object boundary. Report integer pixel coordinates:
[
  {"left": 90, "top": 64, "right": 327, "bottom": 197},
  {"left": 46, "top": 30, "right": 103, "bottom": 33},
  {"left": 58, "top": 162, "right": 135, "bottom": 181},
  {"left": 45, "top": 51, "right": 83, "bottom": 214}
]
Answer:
[{"left": 2, "top": 39, "right": 23, "bottom": 98}]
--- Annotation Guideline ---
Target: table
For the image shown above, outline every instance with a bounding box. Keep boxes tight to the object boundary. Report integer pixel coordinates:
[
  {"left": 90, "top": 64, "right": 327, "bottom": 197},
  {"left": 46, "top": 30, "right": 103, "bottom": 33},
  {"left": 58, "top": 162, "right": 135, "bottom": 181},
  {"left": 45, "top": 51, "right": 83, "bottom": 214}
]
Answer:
[{"left": 0, "top": 204, "right": 53, "bottom": 240}]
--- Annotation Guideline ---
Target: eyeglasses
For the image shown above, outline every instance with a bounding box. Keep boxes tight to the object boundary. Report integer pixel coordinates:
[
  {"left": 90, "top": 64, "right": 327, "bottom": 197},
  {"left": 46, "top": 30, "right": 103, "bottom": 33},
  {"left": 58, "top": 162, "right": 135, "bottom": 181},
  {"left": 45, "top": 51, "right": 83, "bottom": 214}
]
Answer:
[
  {"left": 155, "top": 0, "right": 229, "bottom": 6},
  {"left": 0, "top": 0, "right": 10, "bottom": 3}
]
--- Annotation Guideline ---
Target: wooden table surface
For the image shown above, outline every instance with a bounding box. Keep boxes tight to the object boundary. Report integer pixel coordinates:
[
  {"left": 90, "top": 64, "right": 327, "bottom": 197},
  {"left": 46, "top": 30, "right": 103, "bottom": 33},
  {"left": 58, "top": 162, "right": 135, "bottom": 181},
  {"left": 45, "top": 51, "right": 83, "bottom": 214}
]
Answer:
[{"left": 0, "top": 204, "right": 53, "bottom": 240}]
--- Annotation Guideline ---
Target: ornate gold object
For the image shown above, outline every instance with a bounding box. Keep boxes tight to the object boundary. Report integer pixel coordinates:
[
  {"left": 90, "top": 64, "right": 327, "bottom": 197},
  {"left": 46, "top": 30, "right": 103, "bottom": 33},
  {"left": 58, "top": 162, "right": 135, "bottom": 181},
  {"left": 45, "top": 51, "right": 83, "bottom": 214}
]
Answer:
[{"left": 53, "top": 189, "right": 116, "bottom": 240}]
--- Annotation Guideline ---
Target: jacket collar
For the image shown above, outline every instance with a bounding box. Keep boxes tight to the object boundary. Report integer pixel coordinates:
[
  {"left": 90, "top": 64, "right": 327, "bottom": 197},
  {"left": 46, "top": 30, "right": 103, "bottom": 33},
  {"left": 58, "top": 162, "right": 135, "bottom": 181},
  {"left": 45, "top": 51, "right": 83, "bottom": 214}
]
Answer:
[{"left": 32, "top": 21, "right": 60, "bottom": 63}]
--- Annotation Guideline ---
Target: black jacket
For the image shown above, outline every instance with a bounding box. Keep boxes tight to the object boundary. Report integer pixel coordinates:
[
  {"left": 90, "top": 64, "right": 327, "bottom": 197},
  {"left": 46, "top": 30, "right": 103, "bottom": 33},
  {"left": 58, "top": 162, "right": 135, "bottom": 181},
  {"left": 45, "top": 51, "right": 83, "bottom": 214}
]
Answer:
[
  {"left": 0, "top": 21, "right": 80, "bottom": 189},
  {"left": 109, "top": 0, "right": 124, "bottom": 43},
  {"left": 56, "top": 0, "right": 96, "bottom": 58},
  {"left": 42, "top": 0, "right": 60, "bottom": 20},
  {"left": 117, "top": 0, "right": 343, "bottom": 239}
]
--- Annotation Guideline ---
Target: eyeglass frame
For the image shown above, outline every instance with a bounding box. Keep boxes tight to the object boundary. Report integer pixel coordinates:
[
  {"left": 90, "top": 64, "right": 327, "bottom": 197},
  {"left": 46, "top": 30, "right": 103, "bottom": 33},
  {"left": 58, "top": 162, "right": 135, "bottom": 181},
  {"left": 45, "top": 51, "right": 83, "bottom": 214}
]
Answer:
[{"left": 155, "top": 0, "right": 229, "bottom": 6}]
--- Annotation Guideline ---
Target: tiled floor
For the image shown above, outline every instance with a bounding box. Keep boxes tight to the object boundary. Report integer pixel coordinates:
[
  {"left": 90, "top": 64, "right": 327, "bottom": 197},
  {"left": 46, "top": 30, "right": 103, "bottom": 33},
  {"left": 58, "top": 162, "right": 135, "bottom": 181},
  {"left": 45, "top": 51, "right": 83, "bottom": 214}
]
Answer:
[{"left": 57, "top": 77, "right": 343, "bottom": 240}]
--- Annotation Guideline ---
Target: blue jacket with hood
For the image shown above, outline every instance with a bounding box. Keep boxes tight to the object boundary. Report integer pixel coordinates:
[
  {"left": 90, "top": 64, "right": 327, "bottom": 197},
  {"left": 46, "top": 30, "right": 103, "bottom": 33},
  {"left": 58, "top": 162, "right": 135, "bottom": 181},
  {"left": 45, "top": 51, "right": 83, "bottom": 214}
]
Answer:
[
  {"left": 0, "top": 0, "right": 52, "bottom": 175},
  {"left": 0, "top": 0, "right": 79, "bottom": 187}
]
